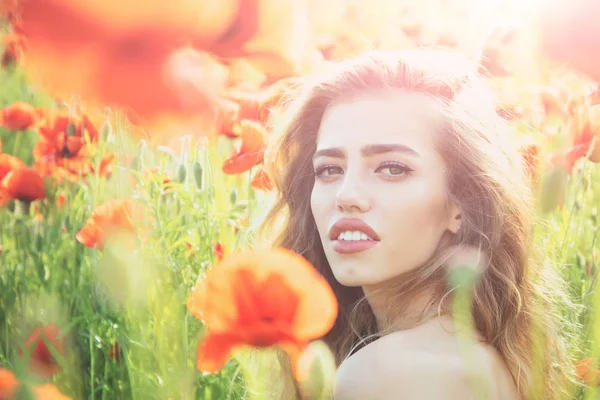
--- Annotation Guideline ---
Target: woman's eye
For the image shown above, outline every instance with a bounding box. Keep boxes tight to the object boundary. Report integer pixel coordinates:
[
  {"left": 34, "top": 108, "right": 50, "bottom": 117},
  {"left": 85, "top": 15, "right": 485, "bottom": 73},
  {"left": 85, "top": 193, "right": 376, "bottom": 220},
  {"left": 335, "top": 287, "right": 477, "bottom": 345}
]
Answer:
[
  {"left": 314, "top": 165, "right": 343, "bottom": 178},
  {"left": 375, "top": 163, "right": 412, "bottom": 176}
]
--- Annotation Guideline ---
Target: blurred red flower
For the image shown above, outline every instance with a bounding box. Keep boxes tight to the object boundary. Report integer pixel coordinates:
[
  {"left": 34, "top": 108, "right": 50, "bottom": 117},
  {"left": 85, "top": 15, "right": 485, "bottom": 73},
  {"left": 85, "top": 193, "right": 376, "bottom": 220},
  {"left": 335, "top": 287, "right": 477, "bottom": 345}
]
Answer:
[
  {"left": 76, "top": 199, "right": 148, "bottom": 250},
  {"left": 250, "top": 166, "right": 274, "bottom": 191},
  {"left": 0, "top": 101, "right": 38, "bottom": 131},
  {"left": 222, "top": 120, "right": 266, "bottom": 174},
  {"left": 187, "top": 248, "right": 338, "bottom": 381},
  {"left": 21, "top": 324, "right": 65, "bottom": 379},
  {"left": 33, "top": 109, "right": 113, "bottom": 182},
  {"left": 1, "top": 167, "right": 47, "bottom": 202}
]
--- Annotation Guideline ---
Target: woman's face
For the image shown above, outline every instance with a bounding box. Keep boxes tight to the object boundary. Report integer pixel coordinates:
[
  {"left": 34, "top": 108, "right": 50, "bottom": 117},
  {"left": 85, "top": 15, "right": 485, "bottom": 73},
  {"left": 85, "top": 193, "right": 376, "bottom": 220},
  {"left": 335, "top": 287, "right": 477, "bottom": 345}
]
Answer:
[{"left": 310, "top": 89, "right": 460, "bottom": 287}]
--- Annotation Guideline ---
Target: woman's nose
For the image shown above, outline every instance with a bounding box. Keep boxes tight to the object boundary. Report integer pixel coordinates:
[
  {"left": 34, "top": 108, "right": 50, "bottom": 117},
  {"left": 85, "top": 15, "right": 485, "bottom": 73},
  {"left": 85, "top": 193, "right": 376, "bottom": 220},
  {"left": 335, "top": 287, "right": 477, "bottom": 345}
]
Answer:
[{"left": 335, "top": 174, "right": 370, "bottom": 213}]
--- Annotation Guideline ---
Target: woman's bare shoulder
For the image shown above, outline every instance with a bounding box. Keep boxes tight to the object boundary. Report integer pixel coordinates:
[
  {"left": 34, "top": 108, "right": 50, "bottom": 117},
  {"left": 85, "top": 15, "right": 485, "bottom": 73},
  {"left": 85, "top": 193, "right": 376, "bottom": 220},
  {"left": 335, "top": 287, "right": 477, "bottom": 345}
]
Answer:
[{"left": 333, "top": 322, "right": 519, "bottom": 400}]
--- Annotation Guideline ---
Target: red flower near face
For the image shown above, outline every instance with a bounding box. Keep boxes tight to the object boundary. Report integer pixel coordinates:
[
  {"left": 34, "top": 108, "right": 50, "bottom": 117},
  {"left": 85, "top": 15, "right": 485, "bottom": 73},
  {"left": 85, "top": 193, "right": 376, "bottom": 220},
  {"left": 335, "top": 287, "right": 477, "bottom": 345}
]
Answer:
[
  {"left": 225, "top": 77, "right": 300, "bottom": 126},
  {"left": 250, "top": 166, "right": 274, "bottom": 191},
  {"left": 21, "top": 324, "right": 65, "bottom": 379},
  {"left": 0, "top": 101, "right": 38, "bottom": 131},
  {"left": 187, "top": 248, "right": 338, "bottom": 381},
  {"left": 222, "top": 120, "right": 266, "bottom": 174}
]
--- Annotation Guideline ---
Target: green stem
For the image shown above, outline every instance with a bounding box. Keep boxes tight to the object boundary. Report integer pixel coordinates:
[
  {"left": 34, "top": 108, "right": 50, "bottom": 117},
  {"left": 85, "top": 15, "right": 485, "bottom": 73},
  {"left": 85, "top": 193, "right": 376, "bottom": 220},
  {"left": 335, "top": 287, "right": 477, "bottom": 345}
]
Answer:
[{"left": 90, "top": 329, "right": 95, "bottom": 400}]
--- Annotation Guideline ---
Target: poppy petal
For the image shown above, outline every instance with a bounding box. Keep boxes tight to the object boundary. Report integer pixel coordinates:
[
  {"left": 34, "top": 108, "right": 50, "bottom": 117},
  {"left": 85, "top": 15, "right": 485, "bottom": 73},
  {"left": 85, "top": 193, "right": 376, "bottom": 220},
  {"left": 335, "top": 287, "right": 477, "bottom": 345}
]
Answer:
[
  {"left": 222, "top": 151, "right": 263, "bottom": 174},
  {"left": 250, "top": 167, "right": 274, "bottom": 191},
  {"left": 0, "top": 154, "right": 27, "bottom": 181},
  {"left": 195, "top": 332, "right": 240, "bottom": 374}
]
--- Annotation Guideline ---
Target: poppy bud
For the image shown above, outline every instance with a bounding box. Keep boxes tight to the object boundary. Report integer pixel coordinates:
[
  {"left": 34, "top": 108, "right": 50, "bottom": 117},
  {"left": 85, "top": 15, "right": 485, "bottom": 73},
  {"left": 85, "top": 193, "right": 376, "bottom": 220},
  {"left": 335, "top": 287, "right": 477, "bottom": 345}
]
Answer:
[
  {"left": 230, "top": 189, "right": 237, "bottom": 204},
  {"left": 177, "top": 164, "right": 187, "bottom": 183},
  {"left": 192, "top": 161, "right": 203, "bottom": 189},
  {"left": 66, "top": 123, "right": 77, "bottom": 137},
  {"left": 100, "top": 121, "right": 112, "bottom": 141}
]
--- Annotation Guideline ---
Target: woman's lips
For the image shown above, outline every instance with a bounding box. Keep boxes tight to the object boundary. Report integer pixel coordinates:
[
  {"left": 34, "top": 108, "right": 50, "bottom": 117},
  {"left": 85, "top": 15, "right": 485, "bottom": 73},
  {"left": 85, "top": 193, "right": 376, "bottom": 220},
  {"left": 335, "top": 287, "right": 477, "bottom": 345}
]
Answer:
[{"left": 331, "top": 240, "right": 379, "bottom": 254}]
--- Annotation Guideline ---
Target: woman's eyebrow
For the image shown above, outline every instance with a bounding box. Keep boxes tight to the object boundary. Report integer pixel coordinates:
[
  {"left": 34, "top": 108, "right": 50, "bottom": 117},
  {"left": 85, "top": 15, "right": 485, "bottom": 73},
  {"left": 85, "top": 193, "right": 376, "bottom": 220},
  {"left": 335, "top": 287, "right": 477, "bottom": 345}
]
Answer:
[
  {"left": 361, "top": 143, "right": 421, "bottom": 157},
  {"left": 313, "top": 144, "right": 420, "bottom": 161},
  {"left": 313, "top": 148, "right": 345, "bottom": 160}
]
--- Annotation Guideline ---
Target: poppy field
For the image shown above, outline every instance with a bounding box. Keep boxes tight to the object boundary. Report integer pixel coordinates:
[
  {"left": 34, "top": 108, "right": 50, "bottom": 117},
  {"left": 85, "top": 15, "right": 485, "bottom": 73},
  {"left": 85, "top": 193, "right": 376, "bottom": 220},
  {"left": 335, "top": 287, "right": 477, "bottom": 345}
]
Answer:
[{"left": 0, "top": 0, "right": 600, "bottom": 399}]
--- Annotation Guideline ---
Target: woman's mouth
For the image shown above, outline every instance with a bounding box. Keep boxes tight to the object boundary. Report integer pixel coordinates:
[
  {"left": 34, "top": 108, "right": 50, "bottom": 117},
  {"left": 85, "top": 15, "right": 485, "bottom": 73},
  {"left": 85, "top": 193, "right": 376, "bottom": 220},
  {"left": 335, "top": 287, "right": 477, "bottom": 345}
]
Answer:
[
  {"left": 331, "top": 230, "right": 379, "bottom": 254},
  {"left": 328, "top": 219, "right": 381, "bottom": 254}
]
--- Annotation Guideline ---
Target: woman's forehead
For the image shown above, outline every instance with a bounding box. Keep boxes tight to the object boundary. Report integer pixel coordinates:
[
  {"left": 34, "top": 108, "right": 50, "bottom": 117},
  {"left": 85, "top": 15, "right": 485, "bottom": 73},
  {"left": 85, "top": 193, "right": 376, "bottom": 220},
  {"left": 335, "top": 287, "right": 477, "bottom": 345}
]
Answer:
[{"left": 315, "top": 90, "right": 445, "bottom": 156}]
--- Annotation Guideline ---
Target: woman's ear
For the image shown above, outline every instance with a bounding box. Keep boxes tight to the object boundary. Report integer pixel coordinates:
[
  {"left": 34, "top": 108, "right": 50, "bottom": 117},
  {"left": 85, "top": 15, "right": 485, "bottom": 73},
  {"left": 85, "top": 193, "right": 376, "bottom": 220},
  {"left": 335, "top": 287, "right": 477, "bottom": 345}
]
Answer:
[{"left": 447, "top": 204, "right": 462, "bottom": 234}]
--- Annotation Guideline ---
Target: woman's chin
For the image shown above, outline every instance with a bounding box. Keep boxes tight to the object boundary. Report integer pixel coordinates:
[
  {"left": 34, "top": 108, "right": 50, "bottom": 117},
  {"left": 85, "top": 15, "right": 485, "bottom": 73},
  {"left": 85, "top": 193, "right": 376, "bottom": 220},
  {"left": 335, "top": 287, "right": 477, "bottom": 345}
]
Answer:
[{"left": 332, "top": 268, "right": 380, "bottom": 288}]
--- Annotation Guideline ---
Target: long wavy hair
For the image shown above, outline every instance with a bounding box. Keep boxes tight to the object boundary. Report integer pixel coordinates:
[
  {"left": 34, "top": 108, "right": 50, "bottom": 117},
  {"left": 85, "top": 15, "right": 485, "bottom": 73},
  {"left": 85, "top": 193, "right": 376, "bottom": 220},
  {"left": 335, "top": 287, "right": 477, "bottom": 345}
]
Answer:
[{"left": 259, "top": 48, "right": 577, "bottom": 399}]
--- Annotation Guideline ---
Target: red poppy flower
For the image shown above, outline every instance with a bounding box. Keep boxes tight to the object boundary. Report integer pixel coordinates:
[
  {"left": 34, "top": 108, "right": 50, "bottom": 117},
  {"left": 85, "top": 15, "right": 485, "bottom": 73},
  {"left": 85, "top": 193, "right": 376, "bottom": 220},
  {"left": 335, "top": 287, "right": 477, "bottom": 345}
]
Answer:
[
  {"left": 76, "top": 199, "right": 147, "bottom": 250},
  {"left": 0, "top": 368, "right": 19, "bottom": 399},
  {"left": 186, "top": 248, "right": 337, "bottom": 381},
  {"left": 0, "top": 101, "right": 38, "bottom": 131},
  {"left": 222, "top": 120, "right": 266, "bottom": 174},
  {"left": 250, "top": 166, "right": 274, "bottom": 191},
  {"left": 21, "top": 324, "right": 65, "bottom": 379},
  {"left": 16, "top": 0, "right": 231, "bottom": 122},
  {"left": 33, "top": 109, "right": 112, "bottom": 182},
  {"left": 0, "top": 154, "right": 27, "bottom": 206},
  {"left": 225, "top": 77, "right": 300, "bottom": 127},
  {"left": 0, "top": 167, "right": 46, "bottom": 203}
]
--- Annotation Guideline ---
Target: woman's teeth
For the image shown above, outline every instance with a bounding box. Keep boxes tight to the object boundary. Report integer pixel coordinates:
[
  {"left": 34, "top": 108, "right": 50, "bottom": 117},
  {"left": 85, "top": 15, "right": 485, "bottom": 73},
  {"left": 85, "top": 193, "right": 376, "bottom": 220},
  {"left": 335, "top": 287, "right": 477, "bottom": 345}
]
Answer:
[{"left": 336, "top": 231, "right": 374, "bottom": 241}]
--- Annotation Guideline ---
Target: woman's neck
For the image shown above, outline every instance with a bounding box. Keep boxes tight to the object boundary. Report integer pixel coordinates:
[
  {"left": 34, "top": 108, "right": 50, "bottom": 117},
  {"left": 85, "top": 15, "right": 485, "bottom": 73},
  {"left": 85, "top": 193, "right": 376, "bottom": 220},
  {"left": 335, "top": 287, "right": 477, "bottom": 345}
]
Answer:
[{"left": 362, "top": 282, "right": 442, "bottom": 334}]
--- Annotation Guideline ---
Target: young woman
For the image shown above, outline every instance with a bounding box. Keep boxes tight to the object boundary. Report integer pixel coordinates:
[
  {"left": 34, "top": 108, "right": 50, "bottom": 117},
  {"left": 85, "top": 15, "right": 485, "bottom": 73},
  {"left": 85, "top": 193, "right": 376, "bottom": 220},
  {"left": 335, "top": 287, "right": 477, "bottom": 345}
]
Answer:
[{"left": 260, "top": 48, "right": 576, "bottom": 399}]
